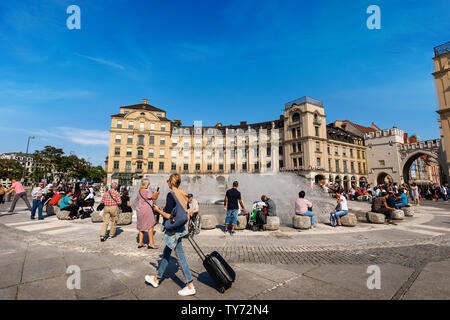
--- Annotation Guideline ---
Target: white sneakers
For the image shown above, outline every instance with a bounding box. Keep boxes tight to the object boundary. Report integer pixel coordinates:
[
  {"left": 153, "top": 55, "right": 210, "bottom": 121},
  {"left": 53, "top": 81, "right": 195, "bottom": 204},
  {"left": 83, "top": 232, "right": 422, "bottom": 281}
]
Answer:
[
  {"left": 145, "top": 275, "right": 159, "bottom": 288},
  {"left": 178, "top": 286, "right": 196, "bottom": 296},
  {"left": 145, "top": 275, "right": 196, "bottom": 296}
]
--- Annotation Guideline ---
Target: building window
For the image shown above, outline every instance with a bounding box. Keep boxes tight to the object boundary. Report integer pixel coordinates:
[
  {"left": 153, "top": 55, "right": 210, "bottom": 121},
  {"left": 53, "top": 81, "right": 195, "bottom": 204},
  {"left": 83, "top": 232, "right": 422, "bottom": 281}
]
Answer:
[
  {"left": 140, "top": 122, "right": 144, "bottom": 131},
  {"left": 350, "top": 149, "right": 354, "bottom": 158},
  {"left": 279, "top": 160, "right": 284, "bottom": 168},
  {"left": 219, "top": 163, "right": 224, "bottom": 171},
  {"left": 231, "top": 163, "right": 235, "bottom": 171},
  {"left": 279, "top": 146, "right": 283, "bottom": 156},
  {"left": 362, "top": 151, "right": 365, "bottom": 160},
  {"left": 343, "top": 160, "right": 348, "bottom": 172},
  {"left": 363, "top": 163, "right": 366, "bottom": 174},
  {"left": 358, "top": 162, "right": 362, "bottom": 174},
  {"left": 315, "top": 126, "right": 319, "bottom": 137},
  {"left": 128, "top": 121, "right": 134, "bottom": 129},
  {"left": 335, "top": 160, "right": 340, "bottom": 172},
  {"left": 378, "top": 160, "right": 385, "bottom": 167},
  {"left": 148, "top": 162, "right": 153, "bottom": 170},
  {"left": 126, "top": 161, "right": 131, "bottom": 170},
  {"left": 266, "top": 147, "right": 271, "bottom": 156},
  {"left": 351, "top": 162, "right": 355, "bottom": 173},
  {"left": 296, "top": 128, "right": 301, "bottom": 137},
  {"left": 159, "top": 149, "right": 165, "bottom": 158},
  {"left": 150, "top": 123, "right": 155, "bottom": 130},
  {"left": 138, "top": 135, "right": 144, "bottom": 145},
  {"left": 127, "top": 135, "right": 133, "bottom": 144},
  {"left": 230, "top": 150, "right": 235, "bottom": 158},
  {"left": 137, "top": 149, "right": 143, "bottom": 157},
  {"left": 298, "top": 158, "right": 303, "bottom": 166},
  {"left": 317, "top": 158, "right": 321, "bottom": 166},
  {"left": 126, "top": 148, "right": 132, "bottom": 157},
  {"left": 293, "top": 158, "right": 297, "bottom": 167},
  {"left": 149, "top": 149, "right": 154, "bottom": 158},
  {"left": 291, "top": 128, "right": 296, "bottom": 139},
  {"left": 137, "top": 162, "right": 143, "bottom": 170},
  {"left": 207, "top": 164, "right": 212, "bottom": 171},
  {"left": 183, "top": 163, "right": 189, "bottom": 171},
  {"left": 328, "top": 159, "right": 331, "bottom": 171},
  {"left": 334, "top": 146, "right": 339, "bottom": 156},
  {"left": 292, "top": 143, "right": 297, "bottom": 153},
  {"left": 161, "top": 125, "right": 166, "bottom": 132},
  {"left": 357, "top": 150, "right": 361, "bottom": 159},
  {"left": 117, "top": 121, "right": 122, "bottom": 129},
  {"left": 159, "top": 162, "right": 164, "bottom": 171},
  {"left": 114, "top": 147, "right": 120, "bottom": 156},
  {"left": 149, "top": 136, "right": 154, "bottom": 144},
  {"left": 327, "top": 146, "right": 331, "bottom": 154},
  {"left": 292, "top": 113, "right": 300, "bottom": 123},
  {"left": 266, "top": 161, "right": 271, "bottom": 168},
  {"left": 113, "top": 161, "right": 119, "bottom": 169},
  {"left": 195, "top": 163, "right": 201, "bottom": 171},
  {"left": 160, "top": 137, "right": 165, "bottom": 145},
  {"left": 316, "top": 142, "right": 320, "bottom": 152},
  {"left": 342, "top": 148, "right": 346, "bottom": 157},
  {"left": 242, "top": 162, "right": 247, "bottom": 171},
  {"left": 115, "top": 135, "right": 121, "bottom": 143}
]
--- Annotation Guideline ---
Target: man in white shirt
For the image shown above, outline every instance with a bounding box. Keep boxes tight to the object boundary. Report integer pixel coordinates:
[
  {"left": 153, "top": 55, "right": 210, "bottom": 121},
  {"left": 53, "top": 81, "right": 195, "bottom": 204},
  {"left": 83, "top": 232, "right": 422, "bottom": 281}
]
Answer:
[
  {"left": 330, "top": 191, "right": 349, "bottom": 227},
  {"left": 31, "top": 182, "right": 45, "bottom": 220}
]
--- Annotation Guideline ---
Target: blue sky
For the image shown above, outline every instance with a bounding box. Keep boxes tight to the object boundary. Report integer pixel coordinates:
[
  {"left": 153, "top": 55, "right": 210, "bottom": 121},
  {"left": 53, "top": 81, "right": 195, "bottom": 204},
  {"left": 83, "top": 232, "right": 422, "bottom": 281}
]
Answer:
[{"left": 1, "top": 0, "right": 449, "bottom": 166}]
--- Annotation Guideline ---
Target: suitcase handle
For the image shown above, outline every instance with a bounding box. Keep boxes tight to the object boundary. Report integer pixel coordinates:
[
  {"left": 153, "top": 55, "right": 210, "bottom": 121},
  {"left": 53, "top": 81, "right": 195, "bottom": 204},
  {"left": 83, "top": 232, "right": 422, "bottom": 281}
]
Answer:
[{"left": 187, "top": 235, "right": 206, "bottom": 260}]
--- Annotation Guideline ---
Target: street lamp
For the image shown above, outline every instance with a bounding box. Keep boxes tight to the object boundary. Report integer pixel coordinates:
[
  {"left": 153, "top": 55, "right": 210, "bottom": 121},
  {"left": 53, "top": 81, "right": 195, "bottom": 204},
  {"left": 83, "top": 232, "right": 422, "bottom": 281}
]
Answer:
[{"left": 21, "top": 136, "right": 35, "bottom": 183}]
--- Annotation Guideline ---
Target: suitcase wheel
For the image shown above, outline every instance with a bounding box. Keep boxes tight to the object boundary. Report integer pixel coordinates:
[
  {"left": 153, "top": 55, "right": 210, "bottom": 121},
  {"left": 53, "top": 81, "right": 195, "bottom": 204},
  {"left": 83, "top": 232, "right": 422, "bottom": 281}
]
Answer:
[{"left": 219, "top": 287, "right": 226, "bottom": 294}]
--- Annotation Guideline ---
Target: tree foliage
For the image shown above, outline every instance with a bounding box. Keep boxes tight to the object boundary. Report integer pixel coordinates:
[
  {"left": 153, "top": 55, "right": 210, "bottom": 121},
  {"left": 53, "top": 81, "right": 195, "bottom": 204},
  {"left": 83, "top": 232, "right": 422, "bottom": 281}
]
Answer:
[{"left": 0, "top": 159, "right": 23, "bottom": 180}]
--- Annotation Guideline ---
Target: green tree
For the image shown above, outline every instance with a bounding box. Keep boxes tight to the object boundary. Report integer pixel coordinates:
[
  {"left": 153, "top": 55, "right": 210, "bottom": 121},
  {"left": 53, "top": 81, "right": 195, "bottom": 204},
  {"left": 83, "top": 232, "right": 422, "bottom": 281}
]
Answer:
[
  {"left": 86, "top": 166, "right": 106, "bottom": 182},
  {"left": 0, "top": 159, "right": 24, "bottom": 180}
]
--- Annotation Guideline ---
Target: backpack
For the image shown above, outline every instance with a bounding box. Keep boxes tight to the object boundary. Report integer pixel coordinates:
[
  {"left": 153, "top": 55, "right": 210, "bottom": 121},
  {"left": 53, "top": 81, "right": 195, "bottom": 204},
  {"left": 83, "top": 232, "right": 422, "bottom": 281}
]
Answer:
[
  {"left": 163, "top": 192, "right": 188, "bottom": 231},
  {"left": 330, "top": 213, "right": 338, "bottom": 227}
]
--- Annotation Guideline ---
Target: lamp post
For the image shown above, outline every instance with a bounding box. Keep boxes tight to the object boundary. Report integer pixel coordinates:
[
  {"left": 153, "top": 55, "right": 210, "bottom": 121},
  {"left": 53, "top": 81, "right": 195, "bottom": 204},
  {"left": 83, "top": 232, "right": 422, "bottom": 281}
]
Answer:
[{"left": 21, "top": 136, "right": 35, "bottom": 183}]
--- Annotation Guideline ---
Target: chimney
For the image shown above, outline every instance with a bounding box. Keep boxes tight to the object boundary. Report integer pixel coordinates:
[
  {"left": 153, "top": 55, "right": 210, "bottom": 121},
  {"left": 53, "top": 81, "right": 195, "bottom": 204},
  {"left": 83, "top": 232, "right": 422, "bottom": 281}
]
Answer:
[{"left": 142, "top": 98, "right": 149, "bottom": 105}]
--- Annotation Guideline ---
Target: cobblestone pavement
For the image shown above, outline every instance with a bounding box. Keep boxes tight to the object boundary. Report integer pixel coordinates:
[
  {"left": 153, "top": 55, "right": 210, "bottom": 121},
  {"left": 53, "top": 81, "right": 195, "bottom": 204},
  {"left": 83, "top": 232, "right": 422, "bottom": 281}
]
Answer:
[{"left": 1, "top": 199, "right": 449, "bottom": 300}]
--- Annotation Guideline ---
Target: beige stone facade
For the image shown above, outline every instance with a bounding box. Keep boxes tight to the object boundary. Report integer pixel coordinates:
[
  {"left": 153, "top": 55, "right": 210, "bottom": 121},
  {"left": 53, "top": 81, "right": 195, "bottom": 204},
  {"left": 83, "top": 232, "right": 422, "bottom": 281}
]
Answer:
[
  {"left": 433, "top": 41, "right": 450, "bottom": 182},
  {"left": 106, "top": 97, "right": 368, "bottom": 187}
]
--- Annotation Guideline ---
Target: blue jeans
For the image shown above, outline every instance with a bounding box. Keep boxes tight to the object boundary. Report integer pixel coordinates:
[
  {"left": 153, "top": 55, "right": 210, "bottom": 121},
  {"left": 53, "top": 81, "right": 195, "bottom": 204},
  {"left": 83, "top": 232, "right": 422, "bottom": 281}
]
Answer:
[
  {"left": 333, "top": 210, "right": 348, "bottom": 219},
  {"left": 394, "top": 202, "right": 405, "bottom": 209},
  {"left": 297, "top": 211, "right": 316, "bottom": 226},
  {"left": 157, "top": 238, "right": 193, "bottom": 285},
  {"left": 225, "top": 209, "right": 239, "bottom": 226},
  {"left": 31, "top": 200, "right": 44, "bottom": 219}
]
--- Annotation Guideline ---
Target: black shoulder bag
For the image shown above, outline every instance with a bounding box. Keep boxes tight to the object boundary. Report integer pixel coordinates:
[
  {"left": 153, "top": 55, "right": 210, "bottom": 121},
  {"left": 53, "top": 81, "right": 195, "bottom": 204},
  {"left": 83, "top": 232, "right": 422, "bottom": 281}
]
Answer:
[{"left": 139, "top": 191, "right": 160, "bottom": 222}]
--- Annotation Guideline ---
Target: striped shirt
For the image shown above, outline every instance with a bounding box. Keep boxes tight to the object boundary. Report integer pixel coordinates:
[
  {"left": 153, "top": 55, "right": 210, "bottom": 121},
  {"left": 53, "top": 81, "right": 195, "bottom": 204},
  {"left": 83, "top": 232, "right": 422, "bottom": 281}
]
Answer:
[{"left": 100, "top": 190, "right": 122, "bottom": 206}]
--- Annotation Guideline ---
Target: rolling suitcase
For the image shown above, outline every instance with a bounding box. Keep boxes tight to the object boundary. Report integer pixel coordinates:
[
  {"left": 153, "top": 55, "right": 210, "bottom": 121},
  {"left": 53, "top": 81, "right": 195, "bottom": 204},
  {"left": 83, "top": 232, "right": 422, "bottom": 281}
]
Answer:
[{"left": 187, "top": 235, "right": 235, "bottom": 293}]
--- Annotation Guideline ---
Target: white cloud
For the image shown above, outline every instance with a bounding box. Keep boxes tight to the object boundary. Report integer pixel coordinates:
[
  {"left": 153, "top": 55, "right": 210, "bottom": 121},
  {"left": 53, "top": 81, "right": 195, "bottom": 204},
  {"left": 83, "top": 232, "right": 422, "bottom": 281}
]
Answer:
[
  {"left": 35, "top": 127, "right": 110, "bottom": 146},
  {"left": 75, "top": 53, "right": 125, "bottom": 70}
]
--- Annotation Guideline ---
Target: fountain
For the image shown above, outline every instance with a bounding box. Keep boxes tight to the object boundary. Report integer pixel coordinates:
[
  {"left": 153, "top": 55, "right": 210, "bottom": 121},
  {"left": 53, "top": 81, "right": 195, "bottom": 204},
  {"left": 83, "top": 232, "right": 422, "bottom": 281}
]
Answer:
[{"left": 130, "top": 172, "right": 336, "bottom": 225}]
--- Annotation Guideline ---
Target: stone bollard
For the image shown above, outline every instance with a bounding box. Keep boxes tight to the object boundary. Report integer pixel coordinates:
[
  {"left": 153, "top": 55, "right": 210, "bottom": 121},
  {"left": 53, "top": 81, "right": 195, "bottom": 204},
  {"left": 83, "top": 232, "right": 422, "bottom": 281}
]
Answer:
[
  {"left": 223, "top": 215, "right": 247, "bottom": 230},
  {"left": 201, "top": 215, "right": 218, "bottom": 230},
  {"left": 265, "top": 216, "right": 280, "bottom": 231},
  {"left": 391, "top": 210, "right": 405, "bottom": 220},
  {"left": 91, "top": 211, "right": 103, "bottom": 223},
  {"left": 117, "top": 212, "right": 132, "bottom": 225},
  {"left": 402, "top": 206, "right": 414, "bottom": 217},
  {"left": 340, "top": 213, "right": 358, "bottom": 227},
  {"left": 366, "top": 212, "right": 385, "bottom": 224},
  {"left": 293, "top": 215, "right": 311, "bottom": 230},
  {"left": 56, "top": 209, "right": 70, "bottom": 220}
]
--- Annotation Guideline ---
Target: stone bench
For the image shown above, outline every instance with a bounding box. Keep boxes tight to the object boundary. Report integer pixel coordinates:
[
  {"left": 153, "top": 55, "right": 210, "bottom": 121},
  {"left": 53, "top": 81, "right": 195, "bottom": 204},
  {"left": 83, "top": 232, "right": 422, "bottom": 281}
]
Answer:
[
  {"left": 201, "top": 215, "right": 218, "bottom": 230},
  {"left": 402, "top": 206, "right": 414, "bottom": 217},
  {"left": 91, "top": 211, "right": 103, "bottom": 223},
  {"left": 117, "top": 212, "right": 132, "bottom": 225},
  {"left": 56, "top": 207, "right": 71, "bottom": 220},
  {"left": 340, "top": 213, "right": 357, "bottom": 227},
  {"left": 265, "top": 216, "right": 280, "bottom": 231},
  {"left": 392, "top": 210, "right": 405, "bottom": 220},
  {"left": 223, "top": 215, "right": 247, "bottom": 230},
  {"left": 366, "top": 212, "right": 385, "bottom": 224},
  {"left": 293, "top": 215, "right": 311, "bottom": 230}
]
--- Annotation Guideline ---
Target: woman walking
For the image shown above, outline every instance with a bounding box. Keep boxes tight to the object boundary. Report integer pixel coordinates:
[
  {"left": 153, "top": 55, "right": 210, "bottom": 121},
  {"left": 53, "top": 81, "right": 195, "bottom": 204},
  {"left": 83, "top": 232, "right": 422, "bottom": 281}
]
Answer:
[
  {"left": 411, "top": 183, "right": 420, "bottom": 206},
  {"left": 145, "top": 173, "right": 196, "bottom": 296},
  {"left": 136, "top": 179, "right": 159, "bottom": 249}
]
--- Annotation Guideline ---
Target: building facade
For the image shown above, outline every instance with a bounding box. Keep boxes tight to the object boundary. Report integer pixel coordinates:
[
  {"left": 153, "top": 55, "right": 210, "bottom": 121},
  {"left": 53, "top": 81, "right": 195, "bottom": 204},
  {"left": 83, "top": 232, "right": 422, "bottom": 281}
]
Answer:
[
  {"left": 106, "top": 97, "right": 369, "bottom": 187},
  {"left": 433, "top": 41, "right": 450, "bottom": 182}
]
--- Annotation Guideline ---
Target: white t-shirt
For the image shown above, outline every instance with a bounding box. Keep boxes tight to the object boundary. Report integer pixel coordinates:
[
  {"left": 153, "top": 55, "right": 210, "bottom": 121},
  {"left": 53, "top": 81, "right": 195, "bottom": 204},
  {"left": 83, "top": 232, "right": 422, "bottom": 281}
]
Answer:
[{"left": 339, "top": 195, "right": 348, "bottom": 211}]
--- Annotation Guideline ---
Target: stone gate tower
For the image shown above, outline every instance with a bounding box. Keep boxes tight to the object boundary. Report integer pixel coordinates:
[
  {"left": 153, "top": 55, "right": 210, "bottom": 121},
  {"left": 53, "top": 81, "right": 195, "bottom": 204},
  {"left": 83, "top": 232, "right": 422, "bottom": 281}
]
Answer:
[{"left": 433, "top": 41, "right": 450, "bottom": 182}]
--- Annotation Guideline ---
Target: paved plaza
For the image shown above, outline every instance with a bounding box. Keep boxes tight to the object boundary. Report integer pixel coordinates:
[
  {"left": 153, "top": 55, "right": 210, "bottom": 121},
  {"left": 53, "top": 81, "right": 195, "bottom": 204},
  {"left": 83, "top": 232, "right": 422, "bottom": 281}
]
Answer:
[{"left": 1, "top": 198, "right": 450, "bottom": 300}]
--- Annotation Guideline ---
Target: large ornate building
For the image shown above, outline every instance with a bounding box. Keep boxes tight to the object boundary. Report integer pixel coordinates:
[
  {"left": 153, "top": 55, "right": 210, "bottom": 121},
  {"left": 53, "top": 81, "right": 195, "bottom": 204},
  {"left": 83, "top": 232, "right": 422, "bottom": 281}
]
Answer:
[{"left": 106, "top": 97, "right": 369, "bottom": 188}]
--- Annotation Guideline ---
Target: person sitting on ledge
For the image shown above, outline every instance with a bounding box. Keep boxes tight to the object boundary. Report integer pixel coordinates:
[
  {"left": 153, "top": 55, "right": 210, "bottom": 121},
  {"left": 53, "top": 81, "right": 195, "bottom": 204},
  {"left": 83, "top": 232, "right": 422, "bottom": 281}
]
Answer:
[
  {"left": 330, "top": 190, "right": 348, "bottom": 227},
  {"left": 295, "top": 191, "right": 316, "bottom": 228},
  {"left": 371, "top": 192, "right": 396, "bottom": 225}
]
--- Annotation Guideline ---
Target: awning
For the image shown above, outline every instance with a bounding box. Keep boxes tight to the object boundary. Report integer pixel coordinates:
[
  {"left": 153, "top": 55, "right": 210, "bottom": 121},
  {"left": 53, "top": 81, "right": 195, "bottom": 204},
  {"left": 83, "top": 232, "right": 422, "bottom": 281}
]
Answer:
[{"left": 111, "top": 173, "right": 135, "bottom": 179}]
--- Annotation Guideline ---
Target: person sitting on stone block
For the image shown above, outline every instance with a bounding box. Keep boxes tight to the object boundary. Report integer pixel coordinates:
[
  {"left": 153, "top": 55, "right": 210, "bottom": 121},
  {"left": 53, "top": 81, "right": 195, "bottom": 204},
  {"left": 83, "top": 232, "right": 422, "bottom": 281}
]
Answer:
[
  {"left": 330, "top": 191, "right": 349, "bottom": 227},
  {"left": 295, "top": 191, "right": 316, "bottom": 228},
  {"left": 372, "top": 192, "right": 396, "bottom": 225}
]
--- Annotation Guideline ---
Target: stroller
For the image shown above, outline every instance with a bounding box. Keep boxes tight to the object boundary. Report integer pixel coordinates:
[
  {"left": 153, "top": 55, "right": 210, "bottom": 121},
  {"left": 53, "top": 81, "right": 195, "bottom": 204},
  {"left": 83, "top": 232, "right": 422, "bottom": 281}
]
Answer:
[
  {"left": 77, "top": 198, "right": 95, "bottom": 219},
  {"left": 249, "top": 201, "right": 268, "bottom": 231}
]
